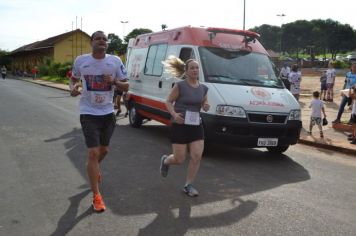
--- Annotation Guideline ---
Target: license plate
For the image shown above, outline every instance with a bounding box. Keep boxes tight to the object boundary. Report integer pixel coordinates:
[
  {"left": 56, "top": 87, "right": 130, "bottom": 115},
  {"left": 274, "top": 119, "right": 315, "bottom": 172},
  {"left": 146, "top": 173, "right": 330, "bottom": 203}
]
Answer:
[{"left": 257, "top": 138, "right": 278, "bottom": 146}]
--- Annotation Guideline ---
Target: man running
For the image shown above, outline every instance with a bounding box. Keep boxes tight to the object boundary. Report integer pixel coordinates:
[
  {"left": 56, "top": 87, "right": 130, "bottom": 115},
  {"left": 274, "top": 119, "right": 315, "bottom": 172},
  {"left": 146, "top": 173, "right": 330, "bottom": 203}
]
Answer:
[{"left": 70, "top": 30, "right": 128, "bottom": 212}]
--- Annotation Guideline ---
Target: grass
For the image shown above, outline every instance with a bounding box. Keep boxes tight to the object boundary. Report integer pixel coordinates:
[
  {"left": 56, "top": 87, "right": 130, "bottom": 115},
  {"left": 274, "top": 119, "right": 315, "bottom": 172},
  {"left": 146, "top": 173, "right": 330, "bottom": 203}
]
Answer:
[{"left": 40, "top": 75, "right": 69, "bottom": 85}]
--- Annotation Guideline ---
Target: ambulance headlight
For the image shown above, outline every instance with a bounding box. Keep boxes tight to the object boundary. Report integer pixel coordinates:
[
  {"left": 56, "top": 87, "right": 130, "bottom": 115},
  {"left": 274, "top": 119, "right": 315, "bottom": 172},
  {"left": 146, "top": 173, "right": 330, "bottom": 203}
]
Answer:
[
  {"left": 288, "top": 109, "right": 301, "bottom": 120},
  {"left": 216, "top": 105, "right": 247, "bottom": 118}
]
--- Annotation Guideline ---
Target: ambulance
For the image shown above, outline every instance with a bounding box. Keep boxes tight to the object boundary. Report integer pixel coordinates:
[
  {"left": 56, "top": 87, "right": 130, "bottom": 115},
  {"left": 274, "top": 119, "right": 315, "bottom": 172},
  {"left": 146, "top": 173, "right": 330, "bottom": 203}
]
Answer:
[{"left": 125, "top": 26, "right": 302, "bottom": 153}]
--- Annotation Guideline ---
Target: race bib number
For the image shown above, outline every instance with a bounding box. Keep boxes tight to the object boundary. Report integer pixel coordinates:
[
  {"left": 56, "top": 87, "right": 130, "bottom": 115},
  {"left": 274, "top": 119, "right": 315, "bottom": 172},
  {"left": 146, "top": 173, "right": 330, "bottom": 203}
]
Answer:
[
  {"left": 90, "top": 92, "right": 110, "bottom": 105},
  {"left": 184, "top": 110, "right": 200, "bottom": 126}
]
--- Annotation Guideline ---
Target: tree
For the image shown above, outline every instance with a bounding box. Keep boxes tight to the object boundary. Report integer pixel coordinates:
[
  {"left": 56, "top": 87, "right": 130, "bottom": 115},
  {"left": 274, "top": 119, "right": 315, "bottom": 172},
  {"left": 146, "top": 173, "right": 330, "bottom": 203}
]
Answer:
[
  {"left": 124, "top": 28, "right": 153, "bottom": 43},
  {"left": 0, "top": 49, "right": 11, "bottom": 67},
  {"left": 250, "top": 24, "right": 281, "bottom": 52},
  {"left": 118, "top": 28, "right": 153, "bottom": 55},
  {"left": 161, "top": 24, "right": 168, "bottom": 31},
  {"left": 328, "top": 23, "right": 355, "bottom": 59},
  {"left": 282, "top": 20, "right": 313, "bottom": 58},
  {"left": 107, "top": 33, "right": 123, "bottom": 55}
]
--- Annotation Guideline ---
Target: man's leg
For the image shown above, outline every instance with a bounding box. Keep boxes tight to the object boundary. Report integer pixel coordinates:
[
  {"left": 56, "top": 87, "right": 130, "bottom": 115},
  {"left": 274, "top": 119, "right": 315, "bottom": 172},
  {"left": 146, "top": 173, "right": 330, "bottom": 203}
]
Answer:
[
  {"left": 334, "top": 95, "right": 348, "bottom": 122},
  {"left": 87, "top": 147, "right": 101, "bottom": 195}
]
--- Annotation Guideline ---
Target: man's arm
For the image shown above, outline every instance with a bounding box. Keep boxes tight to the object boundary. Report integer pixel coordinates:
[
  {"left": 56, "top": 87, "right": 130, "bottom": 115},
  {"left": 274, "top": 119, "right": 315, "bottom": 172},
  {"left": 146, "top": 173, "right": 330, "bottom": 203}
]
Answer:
[
  {"left": 114, "top": 78, "right": 129, "bottom": 92},
  {"left": 69, "top": 76, "right": 81, "bottom": 97}
]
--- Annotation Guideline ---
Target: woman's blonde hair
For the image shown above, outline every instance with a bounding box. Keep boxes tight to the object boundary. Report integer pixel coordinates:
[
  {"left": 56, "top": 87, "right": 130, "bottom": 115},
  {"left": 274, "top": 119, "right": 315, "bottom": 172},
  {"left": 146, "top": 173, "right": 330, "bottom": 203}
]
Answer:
[{"left": 162, "top": 56, "right": 196, "bottom": 78}]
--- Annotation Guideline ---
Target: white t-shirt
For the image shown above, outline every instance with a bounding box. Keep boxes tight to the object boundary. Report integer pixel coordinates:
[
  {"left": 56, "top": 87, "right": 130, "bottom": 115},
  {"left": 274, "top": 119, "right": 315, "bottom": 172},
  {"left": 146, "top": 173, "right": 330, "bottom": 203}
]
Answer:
[
  {"left": 309, "top": 98, "right": 324, "bottom": 118},
  {"left": 72, "top": 54, "right": 127, "bottom": 115},
  {"left": 288, "top": 71, "right": 301, "bottom": 95},
  {"left": 279, "top": 66, "right": 290, "bottom": 78},
  {"left": 326, "top": 68, "right": 336, "bottom": 84},
  {"left": 352, "top": 100, "right": 356, "bottom": 115}
]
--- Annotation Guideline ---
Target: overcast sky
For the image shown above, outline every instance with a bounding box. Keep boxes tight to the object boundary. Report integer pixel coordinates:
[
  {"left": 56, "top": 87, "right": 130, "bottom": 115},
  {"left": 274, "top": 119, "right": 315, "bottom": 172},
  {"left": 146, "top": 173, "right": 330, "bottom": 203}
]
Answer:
[{"left": 0, "top": 0, "right": 355, "bottom": 51}]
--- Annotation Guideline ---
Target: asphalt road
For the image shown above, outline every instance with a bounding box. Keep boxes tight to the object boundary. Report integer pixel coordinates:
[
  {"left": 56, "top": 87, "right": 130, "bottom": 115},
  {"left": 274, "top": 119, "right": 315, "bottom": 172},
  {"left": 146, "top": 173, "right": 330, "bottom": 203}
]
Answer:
[{"left": 1, "top": 78, "right": 355, "bottom": 236}]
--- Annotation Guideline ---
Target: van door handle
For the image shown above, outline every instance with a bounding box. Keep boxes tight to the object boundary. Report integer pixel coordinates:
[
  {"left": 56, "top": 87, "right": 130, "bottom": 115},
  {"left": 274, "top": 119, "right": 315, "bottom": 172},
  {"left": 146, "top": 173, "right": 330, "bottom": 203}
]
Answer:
[
  {"left": 158, "top": 81, "right": 162, "bottom": 88},
  {"left": 171, "top": 82, "right": 175, "bottom": 88}
]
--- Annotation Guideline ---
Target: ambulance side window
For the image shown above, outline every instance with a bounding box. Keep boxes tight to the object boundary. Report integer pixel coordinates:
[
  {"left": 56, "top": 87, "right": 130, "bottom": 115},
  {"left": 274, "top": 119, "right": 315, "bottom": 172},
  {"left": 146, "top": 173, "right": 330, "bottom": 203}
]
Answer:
[
  {"left": 144, "top": 44, "right": 168, "bottom": 76},
  {"left": 179, "top": 48, "right": 195, "bottom": 62}
]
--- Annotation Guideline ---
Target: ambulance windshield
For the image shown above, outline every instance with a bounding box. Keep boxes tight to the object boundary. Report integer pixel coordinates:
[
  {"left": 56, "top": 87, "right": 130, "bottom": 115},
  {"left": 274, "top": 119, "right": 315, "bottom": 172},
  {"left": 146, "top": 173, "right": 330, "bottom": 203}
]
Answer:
[{"left": 199, "top": 47, "right": 283, "bottom": 88}]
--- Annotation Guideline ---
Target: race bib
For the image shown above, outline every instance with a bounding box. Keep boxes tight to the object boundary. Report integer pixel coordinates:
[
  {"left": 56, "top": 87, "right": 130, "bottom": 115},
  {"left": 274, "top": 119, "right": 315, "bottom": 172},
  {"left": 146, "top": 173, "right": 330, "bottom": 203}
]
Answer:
[
  {"left": 184, "top": 110, "right": 200, "bottom": 126},
  {"left": 90, "top": 92, "right": 111, "bottom": 106}
]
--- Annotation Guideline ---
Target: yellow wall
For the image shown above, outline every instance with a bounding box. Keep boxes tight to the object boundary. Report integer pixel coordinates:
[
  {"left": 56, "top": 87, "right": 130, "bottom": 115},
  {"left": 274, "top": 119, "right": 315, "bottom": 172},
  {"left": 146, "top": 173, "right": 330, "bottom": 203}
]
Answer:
[{"left": 54, "top": 32, "right": 91, "bottom": 64}]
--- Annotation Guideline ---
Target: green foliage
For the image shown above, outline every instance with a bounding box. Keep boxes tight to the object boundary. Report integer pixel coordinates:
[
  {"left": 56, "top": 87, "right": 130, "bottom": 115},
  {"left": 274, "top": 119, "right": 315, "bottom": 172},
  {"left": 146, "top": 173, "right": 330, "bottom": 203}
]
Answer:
[
  {"left": 41, "top": 75, "right": 69, "bottom": 84},
  {"left": 118, "top": 28, "right": 153, "bottom": 55},
  {"left": 107, "top": 33, "right": 123, "bottom": 55},
  {"left": 250, "top": 24, "right": 281, "bottom": 52},
  {"left": 38, "top": 65, "right": 49, "bottom": 76},
  {"left": 38, "top": 59, "right": 72, "bottom": 78},
  {"left": 333, "top": 60, "right": 349, "bottom": 69},
  {"left": 0, "top": 48, "right": 11, "bottom": 67},
  {"left": 249, "top": 19, "right": 356, "bottom": 61},
  {"left": 124, "top": 28, "right": 153, "bottom": 43}
]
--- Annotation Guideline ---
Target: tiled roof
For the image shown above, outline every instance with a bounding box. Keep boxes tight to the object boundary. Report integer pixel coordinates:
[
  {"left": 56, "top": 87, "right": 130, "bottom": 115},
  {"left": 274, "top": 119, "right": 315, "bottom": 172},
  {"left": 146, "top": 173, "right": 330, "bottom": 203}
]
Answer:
[{"left": 10, "top": 29, "right": 90, "bottom": 54}]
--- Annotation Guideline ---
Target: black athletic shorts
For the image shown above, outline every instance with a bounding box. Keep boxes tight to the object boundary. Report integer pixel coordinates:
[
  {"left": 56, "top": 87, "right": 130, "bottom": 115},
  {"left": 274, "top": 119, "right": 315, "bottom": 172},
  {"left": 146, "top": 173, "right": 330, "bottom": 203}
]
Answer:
[
  {"left": 170, "top": 123, "right": 204, "bottom": 144},
  {"left": 80, "top": 113, "right": 116, "bottom": 148}
]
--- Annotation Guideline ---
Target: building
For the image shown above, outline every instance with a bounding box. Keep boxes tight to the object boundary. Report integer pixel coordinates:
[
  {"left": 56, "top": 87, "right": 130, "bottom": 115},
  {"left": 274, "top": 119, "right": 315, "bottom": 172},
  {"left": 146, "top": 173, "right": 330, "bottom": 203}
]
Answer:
[{"left": 8, "top": 29, "right": 91, "bottom": 72}]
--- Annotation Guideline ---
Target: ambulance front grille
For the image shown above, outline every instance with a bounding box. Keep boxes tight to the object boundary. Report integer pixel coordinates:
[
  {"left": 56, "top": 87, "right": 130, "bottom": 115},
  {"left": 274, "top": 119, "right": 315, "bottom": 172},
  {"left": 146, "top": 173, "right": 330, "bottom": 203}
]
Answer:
[{"left": 247, "top": 113, "right": 287, "bottom": 124}]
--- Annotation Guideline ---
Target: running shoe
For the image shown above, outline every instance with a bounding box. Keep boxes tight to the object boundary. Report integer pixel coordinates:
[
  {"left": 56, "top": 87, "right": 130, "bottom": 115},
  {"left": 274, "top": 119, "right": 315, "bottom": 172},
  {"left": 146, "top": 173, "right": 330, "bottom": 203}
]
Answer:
[
  {"left": 92, "top": 194, "right": 106, "bottom": 212},
  {"left": 183, "top": 184, "right": 199, "bottom": 197},
  {"left": 160, "top": 155, "right": 169, "bottom": 177}
]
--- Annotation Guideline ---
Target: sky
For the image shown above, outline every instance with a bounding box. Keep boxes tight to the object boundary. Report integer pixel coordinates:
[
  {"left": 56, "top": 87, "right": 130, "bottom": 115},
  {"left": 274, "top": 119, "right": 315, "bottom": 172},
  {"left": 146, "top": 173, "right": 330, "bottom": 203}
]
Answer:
[{"left": 0, "top": 0, "right": 355, "bottom": 51}]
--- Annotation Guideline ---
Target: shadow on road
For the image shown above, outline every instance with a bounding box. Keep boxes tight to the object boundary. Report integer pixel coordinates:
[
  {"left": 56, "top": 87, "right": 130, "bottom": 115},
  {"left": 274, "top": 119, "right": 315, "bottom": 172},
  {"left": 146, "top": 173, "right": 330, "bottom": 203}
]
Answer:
[
  {"left": 50, "top": 188, "right": 92, "bottom": 236},
  {"left": 46, "top": 124, "right": 310, "bottom": 235}
]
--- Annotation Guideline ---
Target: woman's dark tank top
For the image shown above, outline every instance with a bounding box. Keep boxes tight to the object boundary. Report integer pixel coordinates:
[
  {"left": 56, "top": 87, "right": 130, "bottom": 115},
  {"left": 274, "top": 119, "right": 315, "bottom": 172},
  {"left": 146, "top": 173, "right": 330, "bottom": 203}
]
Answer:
[{"left": 174, "top": 80, "right": 208, "bottom": 116}]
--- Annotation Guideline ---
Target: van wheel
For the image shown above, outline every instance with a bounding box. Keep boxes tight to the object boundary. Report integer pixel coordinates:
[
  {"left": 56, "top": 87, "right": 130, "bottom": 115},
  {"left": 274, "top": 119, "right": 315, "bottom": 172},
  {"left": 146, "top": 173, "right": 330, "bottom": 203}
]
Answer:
[
  {"left": 129, "top": 105, "right": 143, "bottom": 128},
  {"left": 267, "top": 145, "right": 289, "bottom": 154}
]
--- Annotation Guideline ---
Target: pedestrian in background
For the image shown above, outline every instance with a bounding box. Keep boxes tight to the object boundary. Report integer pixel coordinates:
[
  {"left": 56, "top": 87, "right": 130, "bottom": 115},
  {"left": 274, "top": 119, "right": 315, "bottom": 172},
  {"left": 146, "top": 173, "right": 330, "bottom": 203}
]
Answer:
[
  {"left": 31, "top": 66, "right": 38, "bottom": 80},
  {"left": 347, "top": 85, "right": 356, "bottom": 144},
  {"left": 320, "top": 70, "right": 327, "bottom": 101},
  {"left": 1, "top": 65, "right": 7, "bottom": 79},
  {"left": 279, "top": 63, "right": 291, "bottom": 90},
  {"left": 160, "top": 56, "right": 209, "bottom": 197},
  {"left": 332, "top": 62, "right": 356, "bottom": 124},
  {"left": 288, "top": 64, "right": 302, "bottom": 101},
  {"left": 70, "top": 30, "right": 129, "bottom": 212},
  {"left": 326, "top": 61, "right": 336, "bottom": 102},
  {"left": 113, "top": 88, "right": 124, "bottom": 116},
  {"left": 309, "top": 91, "right": 326, "bottom": 138},
  {"left": 66, "top": 67, "right": 72, "bottom": 80}
]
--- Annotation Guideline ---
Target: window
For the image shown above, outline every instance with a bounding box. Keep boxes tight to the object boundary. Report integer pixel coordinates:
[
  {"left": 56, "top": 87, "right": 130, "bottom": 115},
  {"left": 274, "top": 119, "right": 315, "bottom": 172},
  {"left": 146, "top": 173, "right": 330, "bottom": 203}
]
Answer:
[
  {"left": 144, "top": 44, "right": 168, "bottom": 76},
  {"left": 179, "top": 48, "right": 195, "bottom": 62},
  {"left": 199, "top": 47, "right": 283, "bottom": 88}
]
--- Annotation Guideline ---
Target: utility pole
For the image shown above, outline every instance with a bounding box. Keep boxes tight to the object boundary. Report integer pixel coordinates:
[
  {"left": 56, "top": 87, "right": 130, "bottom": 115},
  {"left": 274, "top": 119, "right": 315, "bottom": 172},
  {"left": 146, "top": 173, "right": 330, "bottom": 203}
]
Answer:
[
  {"left": 276, "top": 14, "right": 286, "bottom": 54},
  {"left": 120, "top": 21, "right": 129, "bottom": 41},
  {"left": 243, "top": 0, "right": 246, "bottom": 30}
]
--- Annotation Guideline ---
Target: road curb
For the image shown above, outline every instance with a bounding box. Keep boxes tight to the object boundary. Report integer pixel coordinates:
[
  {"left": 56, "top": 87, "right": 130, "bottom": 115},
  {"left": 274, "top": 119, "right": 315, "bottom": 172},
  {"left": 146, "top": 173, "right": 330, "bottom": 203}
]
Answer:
[
  {"left": 298, "top": 138, "right": 356, "bottom": 156},
  {"left": 12, "top": 77, "right": 70, "bottom": 92}
]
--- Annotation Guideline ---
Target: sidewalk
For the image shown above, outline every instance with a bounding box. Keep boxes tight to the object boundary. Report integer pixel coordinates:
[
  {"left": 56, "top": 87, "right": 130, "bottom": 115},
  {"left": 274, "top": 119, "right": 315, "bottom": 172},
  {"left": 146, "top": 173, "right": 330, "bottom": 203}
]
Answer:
[{"left": 14, "top": 76, "right": 356, "bottom": 155}]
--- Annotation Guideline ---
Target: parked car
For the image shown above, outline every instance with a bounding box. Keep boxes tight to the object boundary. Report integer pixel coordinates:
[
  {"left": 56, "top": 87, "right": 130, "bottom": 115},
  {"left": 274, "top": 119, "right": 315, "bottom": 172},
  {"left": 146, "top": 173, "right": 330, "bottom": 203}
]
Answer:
[
  {"left": 346, "top": 54, "right": 356, "bottom": 62},
  {"left": 336, "top": 55, "right": 347, "bottom": 61}
]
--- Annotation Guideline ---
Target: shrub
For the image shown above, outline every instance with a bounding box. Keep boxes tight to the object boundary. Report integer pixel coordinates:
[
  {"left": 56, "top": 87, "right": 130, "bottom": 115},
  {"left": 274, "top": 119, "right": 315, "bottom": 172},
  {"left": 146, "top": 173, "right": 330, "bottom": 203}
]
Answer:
[
  {"left": 38, "top": 65, "right": 49, "bottom": 76},
  {"left": 333, "top": 60, "right": 349, "bottom": 69}
]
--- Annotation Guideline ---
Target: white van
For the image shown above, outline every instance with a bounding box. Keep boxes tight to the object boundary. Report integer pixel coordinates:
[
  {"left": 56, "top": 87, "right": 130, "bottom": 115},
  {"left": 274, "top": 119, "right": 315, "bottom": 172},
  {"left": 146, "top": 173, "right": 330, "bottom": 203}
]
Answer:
[{"left": 125, "top": 26, "right": 302, "bottom": 153}]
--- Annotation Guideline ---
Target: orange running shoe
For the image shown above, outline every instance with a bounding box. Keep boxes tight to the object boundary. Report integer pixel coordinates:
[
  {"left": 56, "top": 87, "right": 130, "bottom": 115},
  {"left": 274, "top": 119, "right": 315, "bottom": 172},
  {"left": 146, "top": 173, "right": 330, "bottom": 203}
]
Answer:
[{"left": 92, "top": 194, "right": 106, "bottom": 212}]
